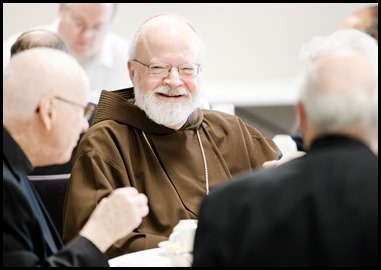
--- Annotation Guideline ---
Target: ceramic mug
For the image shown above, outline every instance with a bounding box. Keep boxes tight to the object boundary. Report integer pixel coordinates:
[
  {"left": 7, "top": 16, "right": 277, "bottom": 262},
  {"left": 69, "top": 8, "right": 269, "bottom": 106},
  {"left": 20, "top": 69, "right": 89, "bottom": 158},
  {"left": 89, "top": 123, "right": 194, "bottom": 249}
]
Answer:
[{"left": 273, "top": 134, "right": 298, "bottom": 155}]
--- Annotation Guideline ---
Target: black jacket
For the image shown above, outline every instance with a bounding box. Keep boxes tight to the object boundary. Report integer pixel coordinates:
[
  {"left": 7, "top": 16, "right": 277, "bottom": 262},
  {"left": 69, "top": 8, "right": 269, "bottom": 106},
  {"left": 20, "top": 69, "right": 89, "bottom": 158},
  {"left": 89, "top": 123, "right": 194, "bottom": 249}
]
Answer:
[
  {"left": 3, "top": 127, "right": 108, "bottom": 267},
  {"left": 193, "top": 135, "right": 378, "bottom": 267}
]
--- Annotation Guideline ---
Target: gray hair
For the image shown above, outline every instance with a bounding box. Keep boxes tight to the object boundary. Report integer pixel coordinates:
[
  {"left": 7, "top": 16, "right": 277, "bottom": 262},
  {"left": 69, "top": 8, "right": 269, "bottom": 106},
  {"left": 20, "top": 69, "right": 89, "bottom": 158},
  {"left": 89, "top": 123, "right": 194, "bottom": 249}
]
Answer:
[
  {"left": 299, "top": 49, "right": 378, "bottom": 133},
  {"left": 299, "top": 29, "right": 378, "bottom": 67}
]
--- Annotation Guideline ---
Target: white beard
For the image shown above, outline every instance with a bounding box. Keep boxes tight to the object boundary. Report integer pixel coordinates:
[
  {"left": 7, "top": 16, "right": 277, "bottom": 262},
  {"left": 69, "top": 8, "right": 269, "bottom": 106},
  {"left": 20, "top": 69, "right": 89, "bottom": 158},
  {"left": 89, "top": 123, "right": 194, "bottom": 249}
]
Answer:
[{"left": 134, "top": 82, "right": 201, "bottom": 128}]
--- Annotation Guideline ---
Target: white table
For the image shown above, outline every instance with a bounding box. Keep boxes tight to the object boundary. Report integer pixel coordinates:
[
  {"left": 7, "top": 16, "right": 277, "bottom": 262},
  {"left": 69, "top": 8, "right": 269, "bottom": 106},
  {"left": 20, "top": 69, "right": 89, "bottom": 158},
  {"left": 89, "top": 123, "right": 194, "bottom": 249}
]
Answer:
[{"left": 108, "top": 248, "right": 173, "bottom": 267}]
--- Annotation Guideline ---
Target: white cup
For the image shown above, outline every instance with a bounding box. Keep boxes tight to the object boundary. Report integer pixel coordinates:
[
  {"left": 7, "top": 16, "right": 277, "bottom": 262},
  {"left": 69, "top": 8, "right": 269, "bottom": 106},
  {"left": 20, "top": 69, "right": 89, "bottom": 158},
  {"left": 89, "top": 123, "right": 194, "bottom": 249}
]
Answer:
[
  {"left": 169, "top": 219, "right": 198, "bottom": 253},
  {"left": 273, "top": 134, "right": 298, "bottom": 155}
]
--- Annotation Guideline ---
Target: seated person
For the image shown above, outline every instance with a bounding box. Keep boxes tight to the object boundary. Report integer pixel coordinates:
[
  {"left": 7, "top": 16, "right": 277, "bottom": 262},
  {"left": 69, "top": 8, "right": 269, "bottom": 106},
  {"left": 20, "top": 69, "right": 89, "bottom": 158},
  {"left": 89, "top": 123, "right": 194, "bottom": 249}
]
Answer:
[
  {"left": 63, "top": 13, "right": 281, "bottom": 258},
  {"left": 3, "top": 47, "right": 148, "bottom": 267},
  {"left": 3, "top": 3, "right": 132, "bottom": 104},
  {"left": 193, "top": 49, "right": 378, "bottom": 267},
  {"left": 9, "top": 29, "right": 96, "bottom": 177}
]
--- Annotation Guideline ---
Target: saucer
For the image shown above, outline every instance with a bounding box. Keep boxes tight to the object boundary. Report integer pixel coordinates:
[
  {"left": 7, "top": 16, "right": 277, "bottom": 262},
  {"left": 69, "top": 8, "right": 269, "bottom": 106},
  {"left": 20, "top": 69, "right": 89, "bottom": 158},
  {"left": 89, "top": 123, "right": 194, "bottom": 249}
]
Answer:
[{"left": 158, "top": 241, "right": 193, "bottom": 267}]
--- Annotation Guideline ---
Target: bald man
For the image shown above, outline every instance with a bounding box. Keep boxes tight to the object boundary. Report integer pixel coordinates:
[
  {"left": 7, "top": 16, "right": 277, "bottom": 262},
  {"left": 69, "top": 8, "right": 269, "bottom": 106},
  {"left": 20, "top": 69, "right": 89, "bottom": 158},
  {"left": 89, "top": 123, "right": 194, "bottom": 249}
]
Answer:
[
  {"left": 342, "top": 5, "right": 378, "bottom": 41},
  {"left": 63, "top": 14, "right": 280, "bottom": 257},
  {"left": 8, "top": 29, "right": 94, "bottom": 193},
  {"left": 193, "top": 49, "right": 378, "bottom": 267},
  {"left": 3, "top": 48, "right": 148, "bottom": 267}
]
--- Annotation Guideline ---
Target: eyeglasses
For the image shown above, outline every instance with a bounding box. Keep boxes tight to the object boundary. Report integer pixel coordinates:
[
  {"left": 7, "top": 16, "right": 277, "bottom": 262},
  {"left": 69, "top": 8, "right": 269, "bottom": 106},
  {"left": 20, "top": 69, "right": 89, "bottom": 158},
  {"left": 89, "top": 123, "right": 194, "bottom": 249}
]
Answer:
[
  {"left": 132, "top": 59, "right": 201, "bottom": 77},
  {"left": 54, "top": 96, "right": 96, "bottom": 120},
  {"left": 36, "top": 96, "right": 95, "bottom": 121}
]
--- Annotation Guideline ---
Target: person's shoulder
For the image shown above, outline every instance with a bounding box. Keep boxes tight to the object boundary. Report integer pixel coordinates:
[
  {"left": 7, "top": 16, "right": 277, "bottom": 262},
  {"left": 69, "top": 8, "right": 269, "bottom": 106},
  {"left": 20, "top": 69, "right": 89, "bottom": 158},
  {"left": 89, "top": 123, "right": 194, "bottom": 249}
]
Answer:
[
  {"left": 4, "top": 32, "right": 20, "bottom": 47},
  {"left": 106, "top": 31, "right": 129, "bottom": 47},
  {"left": 4, "top": 21, "right": 56, "bottom": 42},
  {"left": 203, "top": 109, "right": 239, "bottom": 123},
  {"left": 102, "top": 32, "right": 129, "bottom": 58},
  {"left": 81, "top": 119, "right": 131, "bottom": 145},
  {"left": 3, "top": 22, "right": 57, "bottom": 53}
]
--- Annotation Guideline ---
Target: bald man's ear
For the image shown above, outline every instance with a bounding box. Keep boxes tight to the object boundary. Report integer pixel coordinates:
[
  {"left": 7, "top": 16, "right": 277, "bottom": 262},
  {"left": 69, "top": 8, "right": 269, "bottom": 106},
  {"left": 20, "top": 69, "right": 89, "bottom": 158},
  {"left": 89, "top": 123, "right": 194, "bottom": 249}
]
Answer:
[
  {"left": 297, "top": 101, "right": 310, "bottom": 150},
  {"left": 36, "top": 97, "right": 56, "bottom": 131},
  {"left": 296, "top": 101, "right": 306, "bottom": 135}
]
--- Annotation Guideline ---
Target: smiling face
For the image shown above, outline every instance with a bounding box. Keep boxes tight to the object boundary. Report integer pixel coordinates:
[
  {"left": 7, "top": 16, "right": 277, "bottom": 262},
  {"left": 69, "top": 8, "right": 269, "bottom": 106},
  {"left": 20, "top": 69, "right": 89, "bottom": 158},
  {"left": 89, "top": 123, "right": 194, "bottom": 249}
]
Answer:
[{"left": 129, "top": 15, "right": 203, "bottom": 129}]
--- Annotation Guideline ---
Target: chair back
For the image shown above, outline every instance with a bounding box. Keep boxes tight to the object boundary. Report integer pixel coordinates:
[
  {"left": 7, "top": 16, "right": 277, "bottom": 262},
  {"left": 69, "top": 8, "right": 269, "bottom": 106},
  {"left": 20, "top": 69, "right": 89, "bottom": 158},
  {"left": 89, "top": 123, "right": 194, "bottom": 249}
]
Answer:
[{"left": 29, "top": 174, "right": 70, "bottom": 237}]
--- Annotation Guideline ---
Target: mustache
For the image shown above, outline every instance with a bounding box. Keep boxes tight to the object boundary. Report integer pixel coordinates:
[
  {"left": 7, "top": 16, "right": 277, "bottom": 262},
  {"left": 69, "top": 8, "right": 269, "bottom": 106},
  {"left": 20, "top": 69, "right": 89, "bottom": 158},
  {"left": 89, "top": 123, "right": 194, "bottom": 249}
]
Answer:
[{"left": 153, "top": 87, "right": 189, "bottom": 97}]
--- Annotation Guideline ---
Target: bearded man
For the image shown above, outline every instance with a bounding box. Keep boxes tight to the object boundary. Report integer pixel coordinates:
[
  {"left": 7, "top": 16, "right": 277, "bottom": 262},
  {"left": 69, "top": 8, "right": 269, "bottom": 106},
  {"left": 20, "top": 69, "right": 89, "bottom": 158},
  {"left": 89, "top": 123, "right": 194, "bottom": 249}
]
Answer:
[{"left": 63, "top": 13, "right": 281, "bottom": 258}]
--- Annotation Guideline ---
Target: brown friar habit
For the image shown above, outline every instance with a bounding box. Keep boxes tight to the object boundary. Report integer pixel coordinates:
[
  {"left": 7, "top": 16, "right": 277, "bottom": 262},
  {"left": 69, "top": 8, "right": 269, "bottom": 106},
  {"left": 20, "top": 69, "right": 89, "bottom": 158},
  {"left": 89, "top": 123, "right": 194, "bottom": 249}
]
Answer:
[{"left": 63, "top": 88, "right": 281, "bottom": 258}]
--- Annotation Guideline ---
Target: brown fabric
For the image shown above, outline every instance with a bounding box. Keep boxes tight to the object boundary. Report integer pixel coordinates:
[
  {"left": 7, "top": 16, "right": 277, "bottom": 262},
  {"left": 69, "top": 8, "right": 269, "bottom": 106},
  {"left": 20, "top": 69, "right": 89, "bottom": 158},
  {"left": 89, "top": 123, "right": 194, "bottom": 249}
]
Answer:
[{"left": 63, "top": 88, "right": 281, "bottom": 258}]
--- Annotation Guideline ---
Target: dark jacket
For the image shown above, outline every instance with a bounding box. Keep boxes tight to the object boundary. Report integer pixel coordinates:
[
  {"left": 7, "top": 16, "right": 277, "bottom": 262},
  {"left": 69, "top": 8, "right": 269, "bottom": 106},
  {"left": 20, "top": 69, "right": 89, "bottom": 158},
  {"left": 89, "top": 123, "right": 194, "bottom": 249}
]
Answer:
[
  {"left": 193, "top": 135, "right": 378, "bottom": 267},
  {"left": 3, "top": 127, "right": 108, "bottom": 267}
]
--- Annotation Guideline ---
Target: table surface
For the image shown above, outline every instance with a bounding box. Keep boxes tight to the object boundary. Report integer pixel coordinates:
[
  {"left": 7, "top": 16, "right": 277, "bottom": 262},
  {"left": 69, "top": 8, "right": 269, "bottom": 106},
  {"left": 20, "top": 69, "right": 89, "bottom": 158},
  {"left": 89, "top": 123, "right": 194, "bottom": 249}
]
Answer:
[{"left": 108, "top": 248, "right": 173, "bottom": 267}]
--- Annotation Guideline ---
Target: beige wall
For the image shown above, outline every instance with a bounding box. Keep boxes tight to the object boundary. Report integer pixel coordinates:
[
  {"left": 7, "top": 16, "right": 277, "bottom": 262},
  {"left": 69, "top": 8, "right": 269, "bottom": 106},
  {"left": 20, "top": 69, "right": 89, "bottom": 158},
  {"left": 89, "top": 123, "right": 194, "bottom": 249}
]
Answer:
[
  {"left": 3, "top": 3, "right": 376, "bottom": 136},
  {"left": 3, "top": 3, "right": 374, "bottom": 83}
]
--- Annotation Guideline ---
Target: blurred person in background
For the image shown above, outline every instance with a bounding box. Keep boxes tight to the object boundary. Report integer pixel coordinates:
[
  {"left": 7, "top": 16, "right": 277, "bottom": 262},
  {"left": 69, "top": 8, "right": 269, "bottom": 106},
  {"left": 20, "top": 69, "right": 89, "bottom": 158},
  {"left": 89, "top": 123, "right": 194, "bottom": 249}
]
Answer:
[
  {"left": 3, "top": 48, "right": 148, "bottom": 267},
  {"left": 3, "top": 3, "right": 131, "bottom": 104},
  {"left": 342, "top": 4, "right": 378, "bottom": 42},
  {"left": 193, "top": 48, "right": 378, "bottom": 267},
  {"left": 63, "top": 13, "right": 281, "bottom": 258}
]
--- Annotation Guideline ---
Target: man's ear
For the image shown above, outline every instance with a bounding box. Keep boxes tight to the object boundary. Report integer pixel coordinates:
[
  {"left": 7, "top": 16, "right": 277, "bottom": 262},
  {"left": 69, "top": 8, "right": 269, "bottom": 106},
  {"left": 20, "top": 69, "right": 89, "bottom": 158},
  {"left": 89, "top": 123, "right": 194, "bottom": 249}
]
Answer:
[
  {"left": 296, "top": 101, "right": 306, "bottom": 135},
  {"left": 297, "top": 101, "right": 311, "bottom": 150},
  {"left": 36, "top": 96, "right": 55, "bottom": 131}
]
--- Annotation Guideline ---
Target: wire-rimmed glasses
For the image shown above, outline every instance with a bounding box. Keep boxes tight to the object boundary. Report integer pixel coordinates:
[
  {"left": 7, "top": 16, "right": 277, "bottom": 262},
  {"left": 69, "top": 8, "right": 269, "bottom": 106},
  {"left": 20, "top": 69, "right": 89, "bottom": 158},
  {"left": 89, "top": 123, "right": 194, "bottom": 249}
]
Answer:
[
  {"left": 36, "top": 96, "right": 95, "bottom": 121},
  {"left": 132, "top": 59, "right": 201, "bottom": 77},
  {"left": 53, "top": 96, "right": 95, "bottom": 120}
]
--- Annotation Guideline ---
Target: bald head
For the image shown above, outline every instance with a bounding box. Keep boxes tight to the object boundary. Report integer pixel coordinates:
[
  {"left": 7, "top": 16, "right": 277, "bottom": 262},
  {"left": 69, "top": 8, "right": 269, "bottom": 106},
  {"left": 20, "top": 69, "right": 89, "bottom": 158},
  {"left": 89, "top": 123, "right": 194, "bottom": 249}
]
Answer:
[
  {"left": 129, "top": 14, "right": 202, "bottom": 63},
  {"left": 4, "top": 48, "right": 91, "bottom": 165},
  {"left": 11, "top": 29, "right": 68, "bottom": 57},
  {"left": 299, "top": 49, "right": 378, "bottom": 149},
  {"left": 4, "top": 47, "right": 89, "bottom": 121},
  {"left": 342, "top": 5, "right": 378, "bottom": 41}
]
